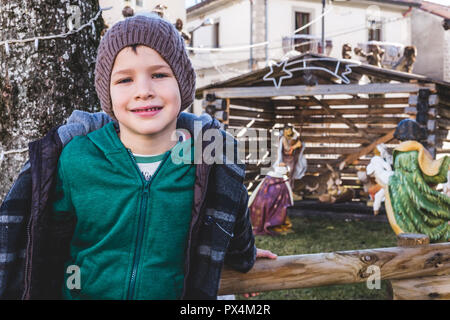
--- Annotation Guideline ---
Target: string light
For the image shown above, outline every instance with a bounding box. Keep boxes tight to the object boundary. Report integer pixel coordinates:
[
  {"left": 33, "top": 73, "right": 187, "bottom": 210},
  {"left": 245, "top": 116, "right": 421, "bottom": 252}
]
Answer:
[
  {"left": 190, "top": 13, "right": 409, "bottom": 77},
  {"left": 186, "top": 41, "right": 269, "bottom": 53},
  {"left": 0, "top": 6, "right": 112, "bottom": 54},
  {"left": 0, "top": 148, "right": 28, "bottom": 166},
  {"left": 185, "top": 5, "right": 334, "bottom": 53},
  {"left": 187, "top": 7, "right": 407, "bottom": 55}
]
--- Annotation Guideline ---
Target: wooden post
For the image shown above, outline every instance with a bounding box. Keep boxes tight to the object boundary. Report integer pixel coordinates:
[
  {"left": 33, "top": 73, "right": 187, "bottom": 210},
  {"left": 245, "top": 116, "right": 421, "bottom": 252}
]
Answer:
[
  {"left": 390, "top": 233, "right": 450, "bottom": 300},
  {"left": 204, "top": 83, "right": 436, "bottom": 99},
  {"left": 397, "top": 233, "right": 430, "bottom": 247},
  {"left": 224, "top": 98, "right": 230, "bottom": 128},
  {"left": 409, "top": 89, "right": 437, "bottom": 158},
  {"left": 339, "top": 129, "right": 396, "bottom": 167},
  {"left": 218, "top": 242, "right": 450, "bottom": 295}
]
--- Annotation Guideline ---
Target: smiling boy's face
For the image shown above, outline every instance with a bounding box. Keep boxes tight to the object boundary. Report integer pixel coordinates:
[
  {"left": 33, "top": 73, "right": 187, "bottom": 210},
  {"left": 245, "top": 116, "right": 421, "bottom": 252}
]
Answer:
[{"left": 110, "top": 45, "right": 181, "bottom": 140}]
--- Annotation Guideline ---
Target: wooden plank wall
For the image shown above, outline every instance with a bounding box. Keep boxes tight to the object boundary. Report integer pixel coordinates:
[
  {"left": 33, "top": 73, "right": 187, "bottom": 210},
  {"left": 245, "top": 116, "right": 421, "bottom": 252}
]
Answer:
[
  {"left": 206, "top": 87, "right": 449, "bottom": 197},
  {"left": 227, "top": 95, "right": 412, "bottom": 194}
]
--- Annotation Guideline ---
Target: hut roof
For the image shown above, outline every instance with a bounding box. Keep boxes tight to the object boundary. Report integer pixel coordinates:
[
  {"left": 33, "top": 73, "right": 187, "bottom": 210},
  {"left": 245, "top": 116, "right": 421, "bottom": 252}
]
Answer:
[{"left": 195, "top": 52, "right": 450, "bottom": 99}]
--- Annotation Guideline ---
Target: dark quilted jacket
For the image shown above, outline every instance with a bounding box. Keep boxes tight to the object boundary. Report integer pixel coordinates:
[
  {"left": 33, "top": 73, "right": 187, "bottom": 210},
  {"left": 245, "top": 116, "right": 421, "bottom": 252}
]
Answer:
[{"left": 0, "top": 111, "right": 256, "bottom": 300}]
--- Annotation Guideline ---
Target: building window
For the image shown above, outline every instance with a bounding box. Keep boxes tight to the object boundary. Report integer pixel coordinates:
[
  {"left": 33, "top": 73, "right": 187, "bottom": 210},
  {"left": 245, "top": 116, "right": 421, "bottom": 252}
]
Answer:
[
  {"left": 212, "top": 22, "right": 219, "bottom": 48},
  {"left": 367, "top": 17, "right": 381, "bottom": 41},
  {"left": 368, "top": 21, "right": 382, "bottom": 41},
  {"left": 294, "top": 12, "right": 311, "bottom": 53}
]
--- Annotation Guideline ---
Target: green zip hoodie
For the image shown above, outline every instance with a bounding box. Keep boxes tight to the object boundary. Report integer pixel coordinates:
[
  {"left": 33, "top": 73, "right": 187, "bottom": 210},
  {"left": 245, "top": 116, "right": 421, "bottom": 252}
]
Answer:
[{"left": 52, "top": 121, "right": 195, "bottom": 300}]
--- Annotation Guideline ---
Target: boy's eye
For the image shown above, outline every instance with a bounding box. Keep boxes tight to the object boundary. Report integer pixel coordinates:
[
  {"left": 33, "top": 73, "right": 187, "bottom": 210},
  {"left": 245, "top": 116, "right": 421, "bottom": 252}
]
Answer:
[
  {"left": 117, "top": 78, "right": 132, "bottom": 84},
  {"left": 115, "top": 73, "right": 169, "bottom": 84},
  {"left": 152, "top": 73, "right": 168, "bottom": 79}
]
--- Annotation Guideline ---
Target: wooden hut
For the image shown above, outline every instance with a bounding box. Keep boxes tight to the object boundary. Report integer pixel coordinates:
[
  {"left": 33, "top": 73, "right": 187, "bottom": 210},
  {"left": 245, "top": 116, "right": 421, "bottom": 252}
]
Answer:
[{"left": 195, "top": 53, "right": 450, "bottom": 197}]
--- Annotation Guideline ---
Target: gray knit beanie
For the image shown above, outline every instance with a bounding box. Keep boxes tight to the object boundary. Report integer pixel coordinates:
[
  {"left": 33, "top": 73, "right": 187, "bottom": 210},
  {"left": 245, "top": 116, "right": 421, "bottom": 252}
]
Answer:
[{"left": 94, "top": 14, "right": 196, "bottom": 119}]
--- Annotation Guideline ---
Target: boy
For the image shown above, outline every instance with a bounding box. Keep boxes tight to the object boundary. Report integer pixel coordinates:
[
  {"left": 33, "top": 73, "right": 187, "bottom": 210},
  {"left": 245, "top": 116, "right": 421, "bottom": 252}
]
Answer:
[{"left": 0, "top": 14, "right": 275, "bottom": 300}]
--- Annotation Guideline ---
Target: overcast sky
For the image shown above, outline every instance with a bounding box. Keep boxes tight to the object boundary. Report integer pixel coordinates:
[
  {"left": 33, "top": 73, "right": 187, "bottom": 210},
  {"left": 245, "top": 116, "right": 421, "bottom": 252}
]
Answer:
[{"left": 185, "top": 0, "right": 449, "bottom": 9}]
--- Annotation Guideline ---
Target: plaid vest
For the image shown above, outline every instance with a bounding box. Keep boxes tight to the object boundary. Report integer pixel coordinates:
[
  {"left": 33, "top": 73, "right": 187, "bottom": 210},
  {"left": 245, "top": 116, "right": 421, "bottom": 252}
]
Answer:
[{"left": 0, "top": 111, "right": 256, "bottom": 300}]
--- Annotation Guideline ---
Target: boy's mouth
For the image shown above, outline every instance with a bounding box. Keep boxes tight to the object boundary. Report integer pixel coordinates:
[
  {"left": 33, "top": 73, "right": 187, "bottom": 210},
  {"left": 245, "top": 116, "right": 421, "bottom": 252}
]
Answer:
[
  {"left": 131, "top": 106, "right": 163, "bottom": 112},
  {"left": 130, "top": 105, "right": 163, "bottom": 118}
]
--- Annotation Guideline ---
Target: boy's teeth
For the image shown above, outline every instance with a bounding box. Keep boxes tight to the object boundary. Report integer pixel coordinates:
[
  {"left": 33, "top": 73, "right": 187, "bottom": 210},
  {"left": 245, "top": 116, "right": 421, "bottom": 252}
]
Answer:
[{"left": 135, "top": 107, "right": 160, "bottom": 112}]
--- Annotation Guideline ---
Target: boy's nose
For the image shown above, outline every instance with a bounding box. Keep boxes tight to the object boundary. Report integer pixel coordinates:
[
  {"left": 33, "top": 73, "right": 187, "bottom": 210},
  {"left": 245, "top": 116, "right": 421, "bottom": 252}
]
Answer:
[{"left": 135, "top": 79, "right": 155, "bottom": 100}]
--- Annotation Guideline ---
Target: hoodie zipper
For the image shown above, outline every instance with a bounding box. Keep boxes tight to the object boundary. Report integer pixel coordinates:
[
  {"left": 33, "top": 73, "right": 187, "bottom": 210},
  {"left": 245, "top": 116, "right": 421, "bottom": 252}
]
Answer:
[
  {"left": 127, "top": 183, "right": 149, "bottom": 299},
  {"left": 126, "top": 148, "right": 170, "bottom": 300}
]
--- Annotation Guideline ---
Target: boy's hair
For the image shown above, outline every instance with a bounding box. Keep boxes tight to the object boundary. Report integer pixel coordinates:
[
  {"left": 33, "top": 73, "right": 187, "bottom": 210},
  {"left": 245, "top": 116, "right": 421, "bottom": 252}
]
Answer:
[{"left": 94, "top": 14, "right": 196, "bottom": 120}]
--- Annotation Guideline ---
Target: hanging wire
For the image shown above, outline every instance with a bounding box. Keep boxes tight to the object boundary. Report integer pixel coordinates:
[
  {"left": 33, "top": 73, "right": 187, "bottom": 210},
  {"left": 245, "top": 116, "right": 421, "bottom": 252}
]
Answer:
[{"left": 0, "top": 6, "right": 112, "bottom": 52}]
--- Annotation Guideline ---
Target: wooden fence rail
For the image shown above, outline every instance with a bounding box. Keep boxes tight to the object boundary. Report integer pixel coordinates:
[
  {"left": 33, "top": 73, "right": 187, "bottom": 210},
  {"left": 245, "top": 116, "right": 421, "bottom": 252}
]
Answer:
[{"left": 218, "top": 234, "right": 450, "bottom": 299}]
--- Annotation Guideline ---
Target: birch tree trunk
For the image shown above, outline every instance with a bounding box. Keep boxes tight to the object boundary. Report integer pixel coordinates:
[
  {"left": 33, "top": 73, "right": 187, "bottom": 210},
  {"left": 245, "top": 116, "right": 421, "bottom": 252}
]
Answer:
[{"left": 0, "top": 0, "right": 104, "bottom": 201}]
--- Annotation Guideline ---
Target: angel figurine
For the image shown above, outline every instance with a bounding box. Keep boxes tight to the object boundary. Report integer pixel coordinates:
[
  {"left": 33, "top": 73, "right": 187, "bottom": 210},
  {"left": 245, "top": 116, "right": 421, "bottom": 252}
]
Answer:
[{"left": 366, "top": 144, "right": 393, "bottom": 215}]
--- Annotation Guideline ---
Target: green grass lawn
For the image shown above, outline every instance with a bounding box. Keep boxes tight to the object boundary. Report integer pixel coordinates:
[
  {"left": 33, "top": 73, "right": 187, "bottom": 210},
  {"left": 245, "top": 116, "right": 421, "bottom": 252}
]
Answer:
[{"left": 237, "top": 214, "right": 398, "bottom": 300}]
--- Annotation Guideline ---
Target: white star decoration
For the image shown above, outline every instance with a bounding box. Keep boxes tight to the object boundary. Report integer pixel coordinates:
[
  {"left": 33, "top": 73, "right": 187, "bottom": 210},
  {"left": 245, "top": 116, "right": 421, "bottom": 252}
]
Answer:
[
  {"left": 262, "top": 57, "right": 361, "bottom": 89},
  {"left": 262, "top": 60, "right": 293, "bottom": 89}
]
